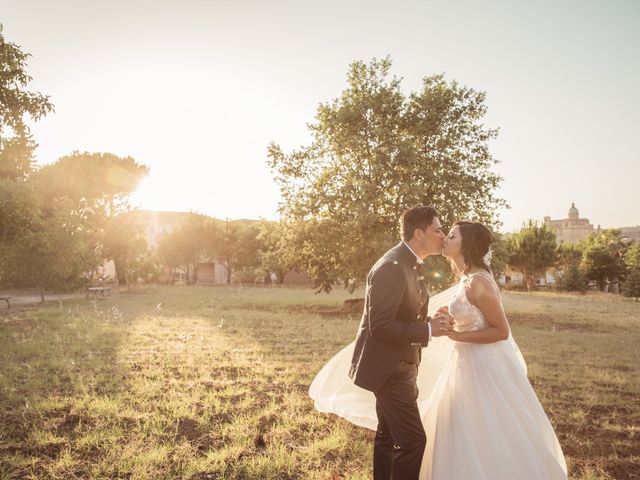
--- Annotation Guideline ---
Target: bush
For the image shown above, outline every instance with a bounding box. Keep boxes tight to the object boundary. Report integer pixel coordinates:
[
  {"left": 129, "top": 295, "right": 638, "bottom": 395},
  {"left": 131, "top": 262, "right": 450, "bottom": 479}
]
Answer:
[
  {"left": 622, "top": 267, "right": 640, "bottom": 300},
  {"left": 503, "top": 283, "right": 528, "bottom": 292},
  {"left": 234, "top": 268, "right": 260, "bottom": 284},
  {"left": 555, "top": 263, "right": 587, "bottom": 293}
]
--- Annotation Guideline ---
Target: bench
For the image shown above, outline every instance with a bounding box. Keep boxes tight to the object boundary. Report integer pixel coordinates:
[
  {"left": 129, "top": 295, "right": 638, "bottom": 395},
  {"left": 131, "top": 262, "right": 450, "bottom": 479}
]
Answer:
[
  {"left": 86, "top": 287, "right": 112, "bottom": 298},
  {"left": 0, "top": 296, "right": 11, "bottom": 308}
]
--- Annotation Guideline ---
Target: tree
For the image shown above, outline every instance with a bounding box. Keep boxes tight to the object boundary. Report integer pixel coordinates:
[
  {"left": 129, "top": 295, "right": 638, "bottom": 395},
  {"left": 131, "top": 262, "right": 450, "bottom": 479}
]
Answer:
[
  {"left": 581, "top": 245, "right": 620, "bottom": 291},
  {"left": 257, "top": 220, "right": 299, "bottom": 284},
  {"left": 0, "top": 24, "right": 54, "bottom": 180},
  {"left": 157, "top": 232, "right": 184, "bottom": 283},
  {"left": 0, "top": 27, "right": 149, "bottom": 294},
  {"left": 157, "top": 213, "right": 216, "bottom": 285},
  {"left": 0, "top": 179, "right": 39, "bottom": 243},
  {"left": 211, "top": 219, "right": 241, "bottom": 284},
  {"left": 622, "top": 267, "right": 640, "bottom": 301},
  {"left": 267, "top": 57, "right": 506, "bottom": 292},
  {"left": 232, "top": 223, "right": 264, "bottom": 283},
  {"left": 32, "top": 151, "right": 149, "bottom": 219},
  {"left": 101, "top": 212, "right": 149, "bottom": 286},
  {"left": 507, "top": 221, "right": 557, "bottom": 291},
  {"left": 0, "top": 24, "right": 54, "bottom": 288},
  {"left": 580, "top": 230, "right": 626, "bottom": 291},
  {"left": 624, "top": 243, "right": 640, "bottom": 270},
  {"left": 554, "top": 242, "right": 587, "bottom": 292},
  {"left": 488, "top": 233, "right": 510, "bottom": 283},
  {"left": 0, "top": 209, "right": 92, "bottom": 302},
  {"left": 126, "top": 250, "right": 162, "bottom": 286},
  {"left": 0, "top": 152, "right": 149, "bottom": 292}
]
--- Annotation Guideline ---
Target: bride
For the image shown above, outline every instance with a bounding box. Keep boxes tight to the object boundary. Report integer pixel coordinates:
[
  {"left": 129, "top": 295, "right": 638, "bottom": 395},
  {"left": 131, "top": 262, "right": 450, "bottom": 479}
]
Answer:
[{"left": 309, "top": 221, "right": 568, "bottom": 479}]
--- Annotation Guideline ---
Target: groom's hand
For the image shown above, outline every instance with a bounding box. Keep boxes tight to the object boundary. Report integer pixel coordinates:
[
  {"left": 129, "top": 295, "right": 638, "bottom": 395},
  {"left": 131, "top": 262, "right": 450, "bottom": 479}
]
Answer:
[{"left": 431, "top": 312, "right": 454, "bottom": 337}]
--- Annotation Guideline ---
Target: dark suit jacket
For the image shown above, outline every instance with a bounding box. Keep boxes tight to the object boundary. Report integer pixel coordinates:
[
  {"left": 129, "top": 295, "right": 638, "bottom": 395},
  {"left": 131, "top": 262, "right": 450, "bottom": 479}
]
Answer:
[{"left": 348, "top": 241, "right": 431, "bottom": 392}]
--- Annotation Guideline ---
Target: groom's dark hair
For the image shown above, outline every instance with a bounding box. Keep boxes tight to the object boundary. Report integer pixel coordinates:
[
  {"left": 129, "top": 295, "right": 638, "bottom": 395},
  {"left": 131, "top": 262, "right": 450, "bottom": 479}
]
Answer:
[{"left": 401, "top": 205, "right": 439, "bottom": 241}]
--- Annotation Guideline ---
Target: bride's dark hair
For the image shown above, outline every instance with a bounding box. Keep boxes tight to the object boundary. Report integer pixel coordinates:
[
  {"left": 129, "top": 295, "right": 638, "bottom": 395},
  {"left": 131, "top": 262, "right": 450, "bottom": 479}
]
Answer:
[{"left": 453, "top": 221, "right": 494, "bottom": 275}]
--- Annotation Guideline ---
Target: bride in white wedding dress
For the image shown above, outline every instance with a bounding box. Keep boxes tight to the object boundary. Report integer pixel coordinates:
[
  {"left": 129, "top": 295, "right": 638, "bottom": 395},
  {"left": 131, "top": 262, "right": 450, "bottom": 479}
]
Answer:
[{"left": 309, "top": 221, "right": 568, "bottom": 479}]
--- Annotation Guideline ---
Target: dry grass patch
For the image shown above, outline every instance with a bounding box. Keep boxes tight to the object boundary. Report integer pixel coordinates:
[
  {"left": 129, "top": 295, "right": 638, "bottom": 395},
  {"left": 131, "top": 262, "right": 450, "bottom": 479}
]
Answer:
[{"left": 0, "top": 286, "right": 637, "bottom": 479}]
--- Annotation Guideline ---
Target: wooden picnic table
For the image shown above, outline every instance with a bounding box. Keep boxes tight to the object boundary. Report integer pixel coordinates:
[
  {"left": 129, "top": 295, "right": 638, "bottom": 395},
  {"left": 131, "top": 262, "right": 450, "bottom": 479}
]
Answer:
[
  {"left": 86, "top": 287, "right": 112, "bottom": 298},
  {"left": 0, "top": 296, "right": 11, "bottom": 308}
]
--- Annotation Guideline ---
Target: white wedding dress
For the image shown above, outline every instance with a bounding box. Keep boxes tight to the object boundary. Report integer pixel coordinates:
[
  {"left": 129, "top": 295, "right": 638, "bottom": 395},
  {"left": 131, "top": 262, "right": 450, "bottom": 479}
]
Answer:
[{"left": 309, "top": 271, "right": 568, "bottom": 479}]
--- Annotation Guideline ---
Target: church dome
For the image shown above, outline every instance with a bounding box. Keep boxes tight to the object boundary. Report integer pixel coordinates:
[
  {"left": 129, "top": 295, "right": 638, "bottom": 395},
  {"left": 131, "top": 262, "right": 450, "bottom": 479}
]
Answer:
[{"left": 568, "top": 202, "right": 579, "bottom": 220}]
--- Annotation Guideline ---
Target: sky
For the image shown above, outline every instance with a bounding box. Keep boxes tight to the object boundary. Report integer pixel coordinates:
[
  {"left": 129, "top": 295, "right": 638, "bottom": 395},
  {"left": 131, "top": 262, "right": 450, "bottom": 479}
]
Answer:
[{"left": 2, "top": 0, "right": 639, "bottom": 232}]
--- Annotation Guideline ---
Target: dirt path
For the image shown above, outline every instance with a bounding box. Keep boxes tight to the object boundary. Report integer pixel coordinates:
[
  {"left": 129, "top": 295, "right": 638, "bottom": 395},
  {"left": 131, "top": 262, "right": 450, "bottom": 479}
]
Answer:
[{"left": 0, "top": 290, "right": 89, "bottom": 314}]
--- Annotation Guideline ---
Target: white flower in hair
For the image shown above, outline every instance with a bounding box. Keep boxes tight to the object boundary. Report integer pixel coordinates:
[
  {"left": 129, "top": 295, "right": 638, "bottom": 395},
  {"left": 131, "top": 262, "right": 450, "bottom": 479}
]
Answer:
[{"left": 482, "top": 248, "right": 493, "bottom": 266}]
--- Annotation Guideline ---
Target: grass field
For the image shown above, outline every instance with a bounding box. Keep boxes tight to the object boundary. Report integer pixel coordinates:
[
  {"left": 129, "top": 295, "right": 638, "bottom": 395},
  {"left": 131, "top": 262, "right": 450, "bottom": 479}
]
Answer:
[{"left": 0, "top": 285, "right": 638, "bottom": 479}]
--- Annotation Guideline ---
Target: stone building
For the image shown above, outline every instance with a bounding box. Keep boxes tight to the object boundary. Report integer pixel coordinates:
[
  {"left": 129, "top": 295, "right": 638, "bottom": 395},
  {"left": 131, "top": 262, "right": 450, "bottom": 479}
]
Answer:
[
  {"left": 544, "top": 203, "right": 595, "bottom": 244},
  {"left": 620, "top": 226, "right": 640, "bottom": 243}
]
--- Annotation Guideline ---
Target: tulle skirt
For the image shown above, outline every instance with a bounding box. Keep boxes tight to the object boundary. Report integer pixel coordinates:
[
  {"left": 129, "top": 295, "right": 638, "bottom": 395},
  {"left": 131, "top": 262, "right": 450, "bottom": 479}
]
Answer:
[{"left": 420, "top": 336, "right": 567, "bottom": 479}]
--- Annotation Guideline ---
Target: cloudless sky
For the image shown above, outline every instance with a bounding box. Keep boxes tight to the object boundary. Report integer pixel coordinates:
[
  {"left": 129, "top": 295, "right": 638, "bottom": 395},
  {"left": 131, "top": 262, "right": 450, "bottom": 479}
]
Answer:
[{"left": 2, "top": 0, "right": 639, "bottom": 231}]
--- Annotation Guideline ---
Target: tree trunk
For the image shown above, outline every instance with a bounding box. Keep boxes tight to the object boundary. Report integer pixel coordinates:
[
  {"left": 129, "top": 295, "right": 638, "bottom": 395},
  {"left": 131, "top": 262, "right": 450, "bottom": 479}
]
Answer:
[
  {"left": 39, "top": 285, "right": 45, "bottom": 304},
  {"left": 226, "top": 263, "right": 232, "bottom": 284},
  {"left": 524, "top": 274, "right": 533, "bottom": 292},
  {"left": 114, "top": 258, "right": 127, "bottom": 286},
  {"left": 186, "top": 264, "right": 191, "bottom": 285},
  {"left": 277, "top": 271, "right": 286, "bottom": 285}
]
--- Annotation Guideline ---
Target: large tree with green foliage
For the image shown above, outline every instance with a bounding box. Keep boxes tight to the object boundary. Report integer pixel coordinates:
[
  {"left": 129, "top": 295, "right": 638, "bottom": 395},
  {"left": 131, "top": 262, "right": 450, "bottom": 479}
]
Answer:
[
  {"left": 0, "top": 26, "right": 149, "bottom": 294},
  {"left": 0, "top": 152, "right": 148, "bottom": 292},
  {"left": 0, "top": 208, "right": 92, "bottom": 302},
  {"left": 268, "top": 57, "right": 505, "bottom": 292},
  {"left": 507, "top": 221, "right": 557, "bottom": 291}
]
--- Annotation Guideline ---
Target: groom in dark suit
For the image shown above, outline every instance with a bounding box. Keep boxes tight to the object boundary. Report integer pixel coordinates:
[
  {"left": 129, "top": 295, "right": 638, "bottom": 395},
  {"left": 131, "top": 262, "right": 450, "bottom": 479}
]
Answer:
[{"left": 349, "top": 205, "right": 454, "bottom": 480}]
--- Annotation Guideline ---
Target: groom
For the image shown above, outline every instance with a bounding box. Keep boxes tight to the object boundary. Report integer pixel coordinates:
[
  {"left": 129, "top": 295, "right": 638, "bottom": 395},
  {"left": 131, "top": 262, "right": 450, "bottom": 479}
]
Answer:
[{"left": 349, "top": 205, "right": 454, "bottom": 480}]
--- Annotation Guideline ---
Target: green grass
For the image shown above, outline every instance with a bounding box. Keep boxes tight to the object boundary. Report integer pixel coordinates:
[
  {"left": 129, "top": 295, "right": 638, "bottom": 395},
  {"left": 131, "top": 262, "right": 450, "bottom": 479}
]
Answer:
[{"left": 0, "top": 285, "right": 638, "bottom": 479}]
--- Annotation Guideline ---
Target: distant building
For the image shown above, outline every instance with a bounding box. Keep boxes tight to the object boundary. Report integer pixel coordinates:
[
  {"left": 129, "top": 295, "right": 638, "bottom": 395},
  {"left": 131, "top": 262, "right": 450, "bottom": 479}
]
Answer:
[
  {"left": 501, "top": 203, "right": 638, "bottom": 288},
  {"left": 620, "top": 226, "right": 640, "bottom": 243},
  {"left": 544, "top": 203, "right": 639, "bottom": 245},
  {"left": 544, "top": 203, "right": 595, "bottom": 244}
]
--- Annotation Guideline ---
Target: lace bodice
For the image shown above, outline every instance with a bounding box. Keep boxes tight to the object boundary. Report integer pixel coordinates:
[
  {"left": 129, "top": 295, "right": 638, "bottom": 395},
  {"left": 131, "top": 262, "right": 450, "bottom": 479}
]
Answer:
[{"left": 449, "top": 271, "right": 498, "bottom": 332}]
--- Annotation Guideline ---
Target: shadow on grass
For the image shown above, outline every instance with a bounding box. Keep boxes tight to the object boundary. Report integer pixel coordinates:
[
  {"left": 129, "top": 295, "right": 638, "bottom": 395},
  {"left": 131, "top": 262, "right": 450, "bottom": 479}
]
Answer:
[{"left": 0, "top": 298, "right": 131, "bottom": 478}]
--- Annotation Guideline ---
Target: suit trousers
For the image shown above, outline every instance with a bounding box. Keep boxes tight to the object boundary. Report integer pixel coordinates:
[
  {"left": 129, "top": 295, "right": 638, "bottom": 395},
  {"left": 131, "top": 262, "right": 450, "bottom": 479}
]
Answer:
[{"left": 373, "top": 360, "right": 427, "bottom": 480}]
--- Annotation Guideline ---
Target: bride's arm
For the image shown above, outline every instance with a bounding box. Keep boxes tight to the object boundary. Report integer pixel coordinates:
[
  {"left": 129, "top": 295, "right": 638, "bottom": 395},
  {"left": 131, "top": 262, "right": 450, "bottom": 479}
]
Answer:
[{"left": 447, "top": 276, "right": 510, "bottom": 344}]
